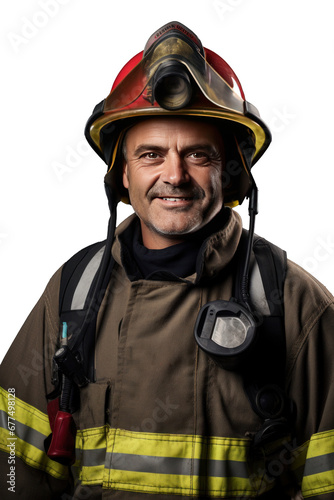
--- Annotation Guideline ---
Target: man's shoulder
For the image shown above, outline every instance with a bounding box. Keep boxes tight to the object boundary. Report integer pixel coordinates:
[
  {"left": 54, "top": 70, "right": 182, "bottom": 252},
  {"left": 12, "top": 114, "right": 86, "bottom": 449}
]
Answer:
[
  {"left": 250, "top": 233, "right": 333, "bottom": 305},
  {"left": 285, "top": 258, "right": 334, "bottom": 305},
  {"left": 283, "top": 258, "right": 334, "bottom": 362}
]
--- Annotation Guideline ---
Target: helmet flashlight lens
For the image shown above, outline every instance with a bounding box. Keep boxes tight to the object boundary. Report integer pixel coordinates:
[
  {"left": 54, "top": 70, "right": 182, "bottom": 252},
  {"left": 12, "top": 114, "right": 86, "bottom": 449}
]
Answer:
[{"left": 154, "top": 64, "right": 193, "bottom": 110}]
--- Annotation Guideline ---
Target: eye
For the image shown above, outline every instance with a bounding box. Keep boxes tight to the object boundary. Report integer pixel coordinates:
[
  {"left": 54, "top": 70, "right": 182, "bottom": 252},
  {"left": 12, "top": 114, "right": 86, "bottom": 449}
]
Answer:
[
  {"left": 147, "top": 152, "right": 159, "bottom": 158},
  {"left": 187, "top": 151, "right": 210, "bottom": 163},
  {"left": 141, "top": 152, "right": 161, "bottom": 160},
  {"left": 190, "top": 152, "right": 207, "bottom": 158}
]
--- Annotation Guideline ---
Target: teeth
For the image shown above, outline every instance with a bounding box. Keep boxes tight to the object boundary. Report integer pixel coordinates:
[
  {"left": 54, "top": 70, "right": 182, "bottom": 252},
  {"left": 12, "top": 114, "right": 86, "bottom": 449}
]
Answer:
[{"left": 162, "top": 197, "right": 188, "bottom": 202}]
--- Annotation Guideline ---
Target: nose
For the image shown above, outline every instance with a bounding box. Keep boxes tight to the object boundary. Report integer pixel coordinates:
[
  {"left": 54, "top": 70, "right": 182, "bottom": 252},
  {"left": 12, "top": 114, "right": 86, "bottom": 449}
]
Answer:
[{"left": 160, "top": 153, "right": 189, "bottom": 186}]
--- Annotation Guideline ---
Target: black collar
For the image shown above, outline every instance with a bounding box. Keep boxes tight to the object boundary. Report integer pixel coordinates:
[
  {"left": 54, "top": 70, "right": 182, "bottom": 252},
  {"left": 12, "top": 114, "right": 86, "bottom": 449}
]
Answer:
[{"left": 119, "top": 208, "right": 230, "bottom": 282}]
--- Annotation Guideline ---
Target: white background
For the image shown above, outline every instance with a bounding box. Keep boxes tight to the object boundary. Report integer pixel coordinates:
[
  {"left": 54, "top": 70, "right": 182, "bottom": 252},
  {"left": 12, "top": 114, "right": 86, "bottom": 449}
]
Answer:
[{"left": 1, "top": 0, "right": 333, "bottom": 361}]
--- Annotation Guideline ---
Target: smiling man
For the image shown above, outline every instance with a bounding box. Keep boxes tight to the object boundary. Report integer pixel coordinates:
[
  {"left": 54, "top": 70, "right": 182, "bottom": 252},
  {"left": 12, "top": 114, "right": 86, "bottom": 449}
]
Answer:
[
  {"left": 1, "top": 21, "right": 334, "bottom": 500},
  {"left": 122, "top": 117, "right": 225, "bottom": 248}
]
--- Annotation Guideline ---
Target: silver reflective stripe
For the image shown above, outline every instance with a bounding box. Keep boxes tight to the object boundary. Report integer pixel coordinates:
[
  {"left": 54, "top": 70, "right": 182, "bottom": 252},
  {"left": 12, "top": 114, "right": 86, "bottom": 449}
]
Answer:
[
  {"left": 0, "top": 409, "right": 7, "bottom": 430},
  {"left": 71, "top": 246, "right": 106, "bottom": 310},
  {"left": 1, "top": 408, "right": 107, "bottom": 468},
  {"left": 106, "top": 452, "right": 249, "bottom": 478},
  {"left": 80, "top": 447, "right": 106, "bottom": 467},
  {"left": 249, "top": 259, "right": 271, "bottom": 316},
  {"left": 0, "top": 409, "right": 46, "bottom": 451},
  {"left": 303, "top": 452, "right": 334, "bottom": 476}
]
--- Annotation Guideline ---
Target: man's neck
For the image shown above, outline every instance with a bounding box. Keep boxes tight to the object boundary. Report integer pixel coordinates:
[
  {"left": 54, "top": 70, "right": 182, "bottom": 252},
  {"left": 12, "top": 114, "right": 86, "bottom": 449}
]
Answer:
[
  {"left": 139, "top": 209, "right": 230, "bottom": 250},
  {"left": 140, "top": 227, "right": 187, "bottom": 250}
]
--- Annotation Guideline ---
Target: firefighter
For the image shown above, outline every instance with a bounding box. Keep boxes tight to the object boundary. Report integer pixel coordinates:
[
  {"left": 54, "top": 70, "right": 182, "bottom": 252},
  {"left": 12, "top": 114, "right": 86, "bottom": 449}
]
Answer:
[{"left": 1, "top": 21, "right": 334, "bottom": 500}]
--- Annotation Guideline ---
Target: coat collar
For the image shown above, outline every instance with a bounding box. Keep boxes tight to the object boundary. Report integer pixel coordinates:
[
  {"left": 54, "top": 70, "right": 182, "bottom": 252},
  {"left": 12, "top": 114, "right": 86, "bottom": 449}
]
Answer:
[{"left": 112, "top": 208, "right": 243, "bottom": 283}]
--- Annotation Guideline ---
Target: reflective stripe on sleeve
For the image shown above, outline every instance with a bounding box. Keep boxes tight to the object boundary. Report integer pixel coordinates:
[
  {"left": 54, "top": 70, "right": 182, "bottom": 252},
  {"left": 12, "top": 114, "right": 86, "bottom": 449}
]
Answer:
[
  {"left": 0, "top": 387, "right": 68, "bottom": 480},
  {"left": 300, "top": 429, "right": 334, "bottom": 498}
]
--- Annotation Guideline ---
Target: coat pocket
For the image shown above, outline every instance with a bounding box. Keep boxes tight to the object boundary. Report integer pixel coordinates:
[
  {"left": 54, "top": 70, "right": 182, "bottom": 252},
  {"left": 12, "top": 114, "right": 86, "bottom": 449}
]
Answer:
[{"left": 74, "top": 380, "right": 113, "bottom": 430}]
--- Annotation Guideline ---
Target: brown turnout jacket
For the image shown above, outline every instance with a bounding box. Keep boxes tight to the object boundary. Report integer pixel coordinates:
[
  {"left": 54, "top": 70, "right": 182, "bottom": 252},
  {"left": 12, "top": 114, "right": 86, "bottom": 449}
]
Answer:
[{"left": 1, "top": 209, "right": 334, "bottom": 499}]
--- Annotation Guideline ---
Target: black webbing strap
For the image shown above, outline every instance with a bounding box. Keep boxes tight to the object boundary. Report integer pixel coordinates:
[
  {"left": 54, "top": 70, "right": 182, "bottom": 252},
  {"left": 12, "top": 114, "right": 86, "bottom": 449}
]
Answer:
[
  {"left": 58, "top": 239, "right": 115, "bottom": 382},
  {"left": 59, "top": 240, "right": 107, "bottom": 313},
  {"left": 251, "top": 234, "right": 287, "bottom": 388},
  {"left": 233, "top": 231, "right": 291, "bottom": 437}
]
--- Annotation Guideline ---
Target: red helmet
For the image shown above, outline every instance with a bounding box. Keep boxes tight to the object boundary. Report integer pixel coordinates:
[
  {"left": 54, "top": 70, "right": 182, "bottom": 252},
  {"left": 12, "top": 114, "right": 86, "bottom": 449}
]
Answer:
[{"left": 85, "top": 21, "right": 271, "bottom": 207}]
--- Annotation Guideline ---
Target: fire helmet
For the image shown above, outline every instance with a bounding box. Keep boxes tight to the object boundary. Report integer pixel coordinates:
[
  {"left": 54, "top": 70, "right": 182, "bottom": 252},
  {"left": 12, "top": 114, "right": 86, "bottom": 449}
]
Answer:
[{"left": 85, "top": 21, "right": 271, "bottom": 207}]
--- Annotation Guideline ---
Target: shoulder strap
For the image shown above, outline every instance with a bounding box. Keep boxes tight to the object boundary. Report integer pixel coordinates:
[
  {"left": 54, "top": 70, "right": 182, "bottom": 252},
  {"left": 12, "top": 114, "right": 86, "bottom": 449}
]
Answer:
[
  {"left": 235, "top": 231, "right": 293, "bottom": 445},
  {"left": 59, "top": 241, "right": 107, "bottom": 313},
  {"left": 235, "top": 230, "right": 287, "bottom": 382},
  {"left": 252, "top": 233, "right": 287, "bottom": 317},
  {"left": 250, "top": 232, "right": 287, "bottom": 386},
  {"left": 58, "top": 240, "right": 114, "bottom": 382}
]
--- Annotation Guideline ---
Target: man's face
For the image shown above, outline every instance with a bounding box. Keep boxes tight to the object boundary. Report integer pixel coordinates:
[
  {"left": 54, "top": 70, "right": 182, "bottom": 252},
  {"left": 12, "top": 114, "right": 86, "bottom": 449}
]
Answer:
[{"left": 122, "top": 117, "right": 225, "bottom": 249}]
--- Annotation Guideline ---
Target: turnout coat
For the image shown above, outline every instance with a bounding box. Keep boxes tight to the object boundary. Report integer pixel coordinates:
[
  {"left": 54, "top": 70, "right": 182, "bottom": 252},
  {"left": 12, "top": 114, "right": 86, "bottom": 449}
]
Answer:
[{"left": 1, "top": 209, "right": 334, "bottom": 499}]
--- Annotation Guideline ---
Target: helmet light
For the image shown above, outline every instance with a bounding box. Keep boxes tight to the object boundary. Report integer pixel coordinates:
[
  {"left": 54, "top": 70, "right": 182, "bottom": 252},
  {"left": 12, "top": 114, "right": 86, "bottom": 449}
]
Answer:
[{"left": 152, "top": 62, "right": 193, "bottom": 110}]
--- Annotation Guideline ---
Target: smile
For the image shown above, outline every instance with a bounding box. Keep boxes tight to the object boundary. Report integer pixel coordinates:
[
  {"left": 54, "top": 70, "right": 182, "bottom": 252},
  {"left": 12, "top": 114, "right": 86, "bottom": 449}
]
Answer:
[
  {"left": 154, "top": 196, "right": 195, "bottom": 208},
  {"left": 162, "top": 197, "right": 191, "bottom": 202}
]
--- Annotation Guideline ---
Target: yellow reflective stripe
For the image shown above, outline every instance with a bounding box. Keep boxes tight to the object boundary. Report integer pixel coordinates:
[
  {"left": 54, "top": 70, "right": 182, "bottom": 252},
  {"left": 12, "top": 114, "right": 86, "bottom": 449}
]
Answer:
[
  {"left": 0, "top": 387, "right": 68, "bottom": 479},
  {"left": 0, "top": 387, "right": 50, "bottom": 435},
  {"left": 301, "top": 429, "right": 334, "bottom": 497},
  {"left": 106, "top": 462, "right": 254, "bottom": 497},
  {"left": 75, "top": 426, "right": 106, "bottom": 485},
  {"left": 6, "top": 398, "right": 331, "bottom": 499},
  {"left": 73, "top": 426, "right": 262, "bottom": 495},
  {"left": 0, "top": 387, "right": 68, "bottom": 480},
  {"left": 103, "top": 428, "right": 261, "bottom": 497}
]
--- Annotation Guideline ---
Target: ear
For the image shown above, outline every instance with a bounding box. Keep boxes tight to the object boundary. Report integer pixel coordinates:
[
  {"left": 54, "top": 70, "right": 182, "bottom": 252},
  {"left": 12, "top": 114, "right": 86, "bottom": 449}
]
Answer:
[{"left": 122, "top": 161, "right": 129, "bottom": 189}]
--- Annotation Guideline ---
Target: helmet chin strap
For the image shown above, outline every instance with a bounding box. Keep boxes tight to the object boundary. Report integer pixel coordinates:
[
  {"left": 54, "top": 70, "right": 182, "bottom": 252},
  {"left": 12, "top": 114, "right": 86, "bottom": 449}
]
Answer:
[
  {"left": 69, "top": 185, "right": 117, "bottom": 357},
  {"left": 241, "top": 180, "right": 258, "bottom": 310},
  {"left": 105, "top": 182, "right": 118, "bottom": 215},
  {"left": 98, "top": 183, "right": 117, "bottom": 285},
  {"left": 76, "top": 183, "right": 117, "bottom": 352}
]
